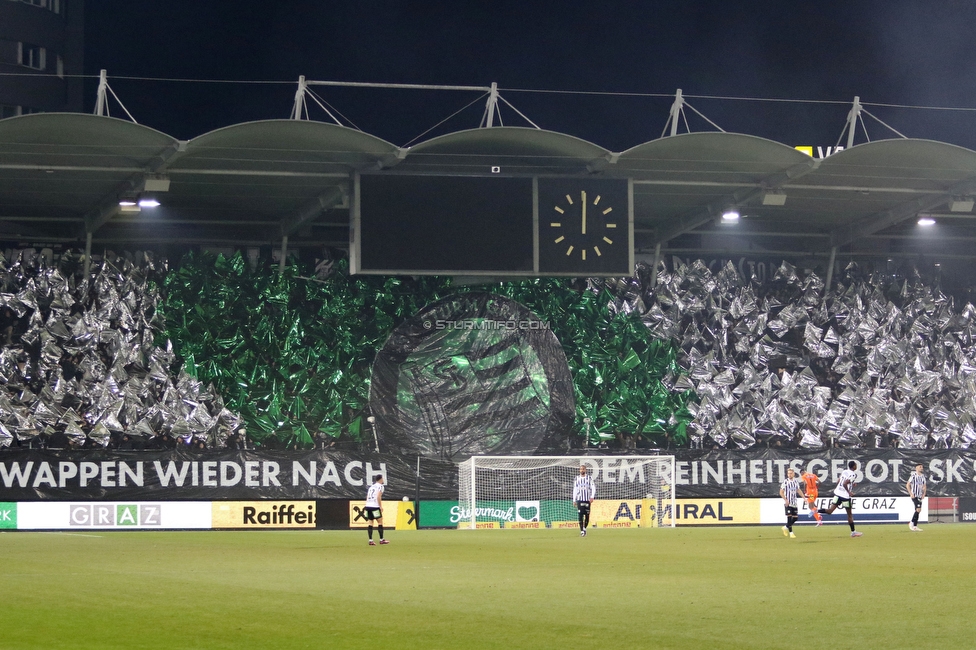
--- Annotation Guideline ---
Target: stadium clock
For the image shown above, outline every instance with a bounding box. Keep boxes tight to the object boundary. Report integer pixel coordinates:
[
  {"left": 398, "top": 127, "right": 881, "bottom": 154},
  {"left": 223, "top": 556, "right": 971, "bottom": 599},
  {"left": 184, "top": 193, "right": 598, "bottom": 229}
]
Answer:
[{"left": 536, "top": 178, "right": 632, "bottom": 275}]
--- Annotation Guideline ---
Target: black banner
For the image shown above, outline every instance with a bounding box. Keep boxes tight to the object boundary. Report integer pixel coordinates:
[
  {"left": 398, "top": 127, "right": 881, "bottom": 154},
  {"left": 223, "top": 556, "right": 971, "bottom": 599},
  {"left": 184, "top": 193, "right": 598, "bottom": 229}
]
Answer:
[
  {"left": 959, "top": 497, "right": 976, "bottom": 523},
  {"left": 0, "top": 449, "right": 457, "bottom": 501},
  {"left": 670, "top": 448, "right": 976, "bottom": 498},
  {"left": 370, "top": 293, "right": 574, "bottom": 462},
  {"left": 3, "top": 447, "right": 976, "bottom": 501}
]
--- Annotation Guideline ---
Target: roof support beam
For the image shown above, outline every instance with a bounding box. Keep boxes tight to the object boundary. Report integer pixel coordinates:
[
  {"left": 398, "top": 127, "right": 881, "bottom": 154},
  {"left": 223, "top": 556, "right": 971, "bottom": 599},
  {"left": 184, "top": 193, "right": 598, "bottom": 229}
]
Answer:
[
  {"left": 827, "top": 177, "right": 976, "bottom": 248},
  {"left": 83, "top": 231, "right": 92, "bottom": 278},
  {"left": 651, "top": 159, "right": 821, "bottom": 246},
  {"left": 279, "top": 184, "right": 348, "bottom": 238},
  {"left": 82, "top": 141, "right": 187, "bottom": 236}
]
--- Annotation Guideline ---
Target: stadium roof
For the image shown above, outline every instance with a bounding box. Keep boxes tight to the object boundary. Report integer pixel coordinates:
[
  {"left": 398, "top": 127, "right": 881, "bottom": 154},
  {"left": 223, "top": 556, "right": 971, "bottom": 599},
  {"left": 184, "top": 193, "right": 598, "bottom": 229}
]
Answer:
[{"left": 3, "top": 112, "right": 976, "bottom": 265}]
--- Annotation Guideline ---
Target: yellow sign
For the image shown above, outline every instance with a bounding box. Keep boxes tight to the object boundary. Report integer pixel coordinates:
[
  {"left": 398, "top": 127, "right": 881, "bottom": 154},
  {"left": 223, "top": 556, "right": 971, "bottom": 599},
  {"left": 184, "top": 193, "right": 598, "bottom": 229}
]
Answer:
[
  {"left": 551, "top": 521, "right": 580, "bottom": 529},
  {"left": 457, "top": 521, "right": 500, "bottom": 529},
  {"left": 594, "top": 520, "right": 635, "bottom": 528},
  {"left": 660, "top": 499, "right": 760, "bottom": 526},
  {"left": 396, "top": 501, "right": 417, "bottom": 530},
  {"left": 590, "top": 499, "right": 644, "bottom": 525},
  {"left": 212, "top": 501, "right": 316, "bottom": 529},
  {"left": 348, "top": 501, "right": 397, "bottom": 528},
  {"left": 505, "top": 521, "right": 543, "bottom": 529},
  {"left": 795, "top": 146, "right": 814, "bottom": 156}
]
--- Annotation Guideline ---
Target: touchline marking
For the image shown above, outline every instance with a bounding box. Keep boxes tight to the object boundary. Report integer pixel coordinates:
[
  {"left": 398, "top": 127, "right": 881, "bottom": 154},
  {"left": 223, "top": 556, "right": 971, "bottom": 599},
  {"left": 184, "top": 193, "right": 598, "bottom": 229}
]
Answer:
[{"left": 45, "top": 532, "right": 104, "bottom": 538}]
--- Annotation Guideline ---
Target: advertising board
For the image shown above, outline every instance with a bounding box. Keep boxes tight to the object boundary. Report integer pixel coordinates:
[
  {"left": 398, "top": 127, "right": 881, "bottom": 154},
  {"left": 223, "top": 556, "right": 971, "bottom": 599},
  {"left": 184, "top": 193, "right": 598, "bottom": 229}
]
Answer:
[
  {"left": 759, "top": 496, "right": 926, "bottom": 525},
  {"left": 211, "top": 501, "right": 316, "bottom": 529},
  {"left": 16, "top": 502, "right": 212, "bottom": 530},
  {"left": 0, "top": 502, "right": 15, "bottom": 529}
]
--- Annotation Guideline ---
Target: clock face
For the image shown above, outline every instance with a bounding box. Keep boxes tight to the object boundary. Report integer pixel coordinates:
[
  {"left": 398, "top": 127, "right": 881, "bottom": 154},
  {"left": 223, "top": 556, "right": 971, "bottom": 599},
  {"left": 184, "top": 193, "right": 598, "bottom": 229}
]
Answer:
[{"left": 537, "top": 178, "right": 631, "bottom": 275}]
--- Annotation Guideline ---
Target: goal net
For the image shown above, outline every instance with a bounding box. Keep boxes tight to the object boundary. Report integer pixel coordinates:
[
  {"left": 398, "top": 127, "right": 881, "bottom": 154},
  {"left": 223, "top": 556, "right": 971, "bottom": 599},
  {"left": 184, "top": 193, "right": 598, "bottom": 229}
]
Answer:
[{"left": 457, "top": 455, "right": 675, "bottom": 529}]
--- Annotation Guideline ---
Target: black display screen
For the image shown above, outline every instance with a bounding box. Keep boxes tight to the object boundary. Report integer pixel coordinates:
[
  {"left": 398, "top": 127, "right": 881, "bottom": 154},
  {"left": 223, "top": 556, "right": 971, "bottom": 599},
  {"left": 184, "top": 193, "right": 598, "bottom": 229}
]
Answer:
[{"left": 357, "top": 174, "right": 534, "bottom": 273}]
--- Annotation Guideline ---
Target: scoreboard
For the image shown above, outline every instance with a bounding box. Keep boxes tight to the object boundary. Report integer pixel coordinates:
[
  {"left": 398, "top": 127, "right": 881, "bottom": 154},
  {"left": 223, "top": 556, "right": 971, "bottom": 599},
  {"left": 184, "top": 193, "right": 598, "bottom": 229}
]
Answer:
[{"left": 351, "top": 173, "right": 633, "bottom": 276}]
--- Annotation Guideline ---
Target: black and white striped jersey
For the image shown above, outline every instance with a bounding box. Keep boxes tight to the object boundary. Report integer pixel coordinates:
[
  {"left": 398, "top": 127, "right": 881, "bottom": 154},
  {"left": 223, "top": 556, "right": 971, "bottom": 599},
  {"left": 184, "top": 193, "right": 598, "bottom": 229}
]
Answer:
[
  {"left": 908, "top": 472, "right": 926, "bottom": 498},
  {"left": 780, "top": 477, "right": 802, "bottom": 507},
  {"left": 365, "top": 482, "right": 384, "bottom": 507},
  {"left": 573, "top": 475, "right": 595, "bottom": 502}
]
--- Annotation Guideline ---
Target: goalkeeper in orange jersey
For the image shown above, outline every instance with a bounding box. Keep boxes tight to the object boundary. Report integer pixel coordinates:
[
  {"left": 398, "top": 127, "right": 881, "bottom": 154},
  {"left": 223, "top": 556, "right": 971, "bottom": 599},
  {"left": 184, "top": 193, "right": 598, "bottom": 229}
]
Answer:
[{"left": 801, "top": 470, "right": 823, "bottom": 525}]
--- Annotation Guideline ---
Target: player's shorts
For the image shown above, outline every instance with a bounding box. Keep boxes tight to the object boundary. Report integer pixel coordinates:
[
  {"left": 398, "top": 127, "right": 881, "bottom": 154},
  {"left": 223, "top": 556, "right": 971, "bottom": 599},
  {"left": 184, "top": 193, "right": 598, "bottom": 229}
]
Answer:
[
  {"left": 806, "top": 492, "right": 818, "bottom": 502},
  {"left": 576, "top": 501, "right": 590, "bottom": 514},
  {"left": 364, "top": 506, "right": 382, "bottom": 521},
  {"left": 784, "top": 506, "right": 798, "bottom": 517},
  {"left": 912, "top": 497, "right": 923, "bottom": 509},
  {"left": 831, "top": 495, "right": 853, "bottom": 510}
]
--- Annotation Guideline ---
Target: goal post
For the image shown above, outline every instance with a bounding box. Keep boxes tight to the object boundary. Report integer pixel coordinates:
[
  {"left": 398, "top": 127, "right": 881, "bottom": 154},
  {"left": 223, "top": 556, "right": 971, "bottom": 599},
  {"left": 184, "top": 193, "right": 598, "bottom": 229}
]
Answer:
[{"left": 457, "top": 455, "right": 675, "bottom": 529}]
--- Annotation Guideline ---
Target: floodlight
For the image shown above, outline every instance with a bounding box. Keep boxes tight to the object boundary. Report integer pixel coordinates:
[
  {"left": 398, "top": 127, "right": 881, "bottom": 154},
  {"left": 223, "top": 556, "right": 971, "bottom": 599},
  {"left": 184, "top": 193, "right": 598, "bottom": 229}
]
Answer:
[
  {"left": 917, "top": 217, "right": 936, "bottom": 227},
  {"left": 721, "top": 209, "right": 740, "bottom": 222},
  {"left": 118, "top": 198, "right": 140, "bottom": 213},
  {"left": 138, "top": 197, "right": 160, "bottom": 208}
]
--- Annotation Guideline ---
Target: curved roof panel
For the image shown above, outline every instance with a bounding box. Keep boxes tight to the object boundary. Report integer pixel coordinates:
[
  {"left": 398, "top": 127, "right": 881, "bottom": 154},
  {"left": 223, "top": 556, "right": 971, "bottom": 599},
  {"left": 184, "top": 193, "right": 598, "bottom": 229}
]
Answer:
[
  {"left": 616, "top": 133, "right": 817, "bottom": 235},
  {"left": 0, "top": 113, "right": 178, "bottom": 170},
  {"left": 0, "top": 114, "right": 178, "bottom": 224},
  {"left": 174, "top": 120, "right": 400, "bottom": 175},
  {"left": 804, "top": 139, "right": 976, "bottom": 192},
  {"left": 617, "top": 132, "right": 812, "bottom": 183},
  {"left": 399, "top": 127, "right": 609, "bottom": 175}
]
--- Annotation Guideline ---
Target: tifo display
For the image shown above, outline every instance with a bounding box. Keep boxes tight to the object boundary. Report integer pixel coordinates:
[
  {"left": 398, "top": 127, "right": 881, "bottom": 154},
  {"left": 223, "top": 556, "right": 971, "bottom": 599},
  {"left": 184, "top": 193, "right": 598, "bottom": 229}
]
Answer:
[{"left": 1, "top": 248, "right": 970, "bottom": 453}]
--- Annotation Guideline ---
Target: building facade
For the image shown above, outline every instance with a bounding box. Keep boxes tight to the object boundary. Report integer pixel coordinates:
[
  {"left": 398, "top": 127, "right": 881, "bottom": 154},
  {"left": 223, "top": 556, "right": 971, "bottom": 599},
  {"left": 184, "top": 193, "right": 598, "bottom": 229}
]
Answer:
[{"left": 0, "top": 0, "right": 84, "bottom": 117}]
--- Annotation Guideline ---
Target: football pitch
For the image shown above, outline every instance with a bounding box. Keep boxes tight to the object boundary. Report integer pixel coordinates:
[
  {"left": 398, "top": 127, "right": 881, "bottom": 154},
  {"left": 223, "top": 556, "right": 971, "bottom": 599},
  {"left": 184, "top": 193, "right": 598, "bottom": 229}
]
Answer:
[{"left": 2, "top": 524, "right": 973, "bottom": 650}]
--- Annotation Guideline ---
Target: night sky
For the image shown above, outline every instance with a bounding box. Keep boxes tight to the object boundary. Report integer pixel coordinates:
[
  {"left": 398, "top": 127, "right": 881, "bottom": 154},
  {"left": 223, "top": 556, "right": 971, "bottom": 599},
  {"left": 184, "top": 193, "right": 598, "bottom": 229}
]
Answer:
[{"left": 83, "top": 1, "right": 976, "bottom": 151}]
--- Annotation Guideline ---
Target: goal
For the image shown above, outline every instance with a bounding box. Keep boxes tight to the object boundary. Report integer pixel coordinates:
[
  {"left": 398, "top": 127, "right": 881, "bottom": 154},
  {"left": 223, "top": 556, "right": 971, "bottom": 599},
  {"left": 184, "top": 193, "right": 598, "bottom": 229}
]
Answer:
[{"left": 457, "top": 455, "right": 675, "bottom": 529}]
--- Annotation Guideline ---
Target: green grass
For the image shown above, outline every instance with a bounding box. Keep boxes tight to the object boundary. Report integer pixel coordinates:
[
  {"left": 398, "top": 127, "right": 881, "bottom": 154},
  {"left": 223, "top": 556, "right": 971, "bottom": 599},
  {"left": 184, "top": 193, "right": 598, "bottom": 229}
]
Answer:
[{"left": 1, "top": 524, "right": 973, "bottom": 649}]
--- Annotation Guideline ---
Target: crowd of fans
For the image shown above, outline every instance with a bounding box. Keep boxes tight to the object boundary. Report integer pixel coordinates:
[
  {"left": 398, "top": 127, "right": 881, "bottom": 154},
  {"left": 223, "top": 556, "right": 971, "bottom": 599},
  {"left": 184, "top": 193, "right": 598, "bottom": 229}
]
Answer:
[
  {"left": 4, "top": 246, "right": 974, "bottom": 454},
  {"left": 595, "top": 259, "right": 976, "bottom": 450},
  {"left": 0, "top": 248, "right": 242, "bottom": 451}
]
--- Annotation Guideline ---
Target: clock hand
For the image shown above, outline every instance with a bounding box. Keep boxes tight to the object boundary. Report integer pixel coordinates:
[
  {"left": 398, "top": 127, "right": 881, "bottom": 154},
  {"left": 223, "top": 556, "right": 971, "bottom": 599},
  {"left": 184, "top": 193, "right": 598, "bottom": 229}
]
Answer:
[{"left": 581, "top": 191, "right": 587, "bottom": 235}]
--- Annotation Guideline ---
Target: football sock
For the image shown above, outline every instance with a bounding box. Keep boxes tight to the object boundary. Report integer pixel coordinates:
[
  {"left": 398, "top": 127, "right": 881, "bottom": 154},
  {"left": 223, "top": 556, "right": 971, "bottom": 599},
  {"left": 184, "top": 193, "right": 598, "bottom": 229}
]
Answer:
[
  {"left": 579, "top": 512, "right": 585, "bottom": 531},
  {"left": 849, "top": 521, "right": 855, "bottom": 532},
  {"left": 368, "top": 524, "right": 373, "bottom": 540},
  {"left": 584, "top": 513, "right": 590, "bottom": 528},
  {"left": 912, "top": 512, "right": 919, "bottom": 526},
  {"left": 378, "top": 524, "right": 384, "bottom": 540}
]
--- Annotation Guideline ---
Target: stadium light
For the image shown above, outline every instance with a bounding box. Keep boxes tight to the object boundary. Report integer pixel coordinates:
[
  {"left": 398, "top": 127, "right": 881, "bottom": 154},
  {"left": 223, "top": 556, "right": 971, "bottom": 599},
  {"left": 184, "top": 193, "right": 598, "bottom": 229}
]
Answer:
[
  {"left": 917, "top": 217, "right": 936, "bottom": 226},
  {"left": 138, "top": 197, "right": 160, "bottom": 208},
  {"left": 118, "top": 197, "right": 140, "bottom": 213},
  {"left": 721, "top": 209, "right": 740, "bottom": 222}
]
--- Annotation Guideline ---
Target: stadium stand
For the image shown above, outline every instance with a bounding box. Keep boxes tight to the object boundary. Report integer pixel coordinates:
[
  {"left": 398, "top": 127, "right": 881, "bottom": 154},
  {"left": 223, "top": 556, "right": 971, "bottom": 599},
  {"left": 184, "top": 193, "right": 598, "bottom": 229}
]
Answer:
[
  {"left": 0, "top": 248, "right": 241, "bottom": 450},
  {"left": 594, "top": 259, "right": 976, "bottom": 450},
  {"left": 2, "top": 242, "right": 973, "bottom": 454}
]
